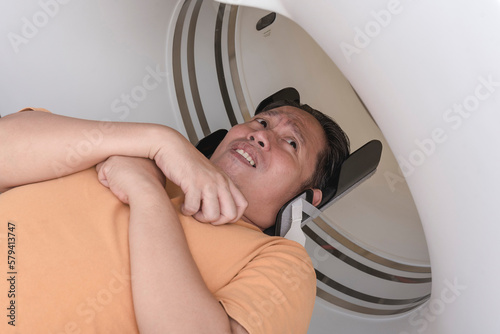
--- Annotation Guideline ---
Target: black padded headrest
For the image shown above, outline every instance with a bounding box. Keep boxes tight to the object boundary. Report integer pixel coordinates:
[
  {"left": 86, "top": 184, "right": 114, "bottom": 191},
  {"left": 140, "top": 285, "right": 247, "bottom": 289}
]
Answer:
[
  {"left": 318, "top": 140, "right": 382, "bottom": 210},
  {"left": 255, "top": 87, "right": 300, "bottom": 114},
  {"left": 195, "top": 129, "right": 228, "bottom": 159},
  {"left": 270, "top": 140, "right": 382, "bottom": 237}
]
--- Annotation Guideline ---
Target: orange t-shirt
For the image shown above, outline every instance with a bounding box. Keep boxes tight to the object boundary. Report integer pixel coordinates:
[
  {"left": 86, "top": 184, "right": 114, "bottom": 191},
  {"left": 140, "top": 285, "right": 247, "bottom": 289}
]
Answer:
[{"left": 0, "top": 167, "right": 316, "bottom": 333}]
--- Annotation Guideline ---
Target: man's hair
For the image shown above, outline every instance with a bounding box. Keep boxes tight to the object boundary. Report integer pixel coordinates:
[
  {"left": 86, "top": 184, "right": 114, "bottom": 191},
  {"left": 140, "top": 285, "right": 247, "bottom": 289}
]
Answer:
[{"left": 257, "top": 100, "right": 350, "bottom": 193}]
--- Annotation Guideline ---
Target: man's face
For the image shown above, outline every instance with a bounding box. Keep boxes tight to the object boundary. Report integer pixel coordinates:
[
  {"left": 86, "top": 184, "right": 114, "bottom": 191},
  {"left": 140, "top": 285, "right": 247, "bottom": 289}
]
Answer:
[{"left": 210, "top": 106, "right": 326, "bottom": 229}]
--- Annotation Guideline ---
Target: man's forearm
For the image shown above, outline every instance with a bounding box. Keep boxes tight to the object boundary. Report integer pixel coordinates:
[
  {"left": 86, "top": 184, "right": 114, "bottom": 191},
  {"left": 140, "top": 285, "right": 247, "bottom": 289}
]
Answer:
[
  {"left": 0, "top": 110, "right": 179, "bottom": 191},
  {"left": 127, "top": 183, "right": 234, "bottom": 334}
]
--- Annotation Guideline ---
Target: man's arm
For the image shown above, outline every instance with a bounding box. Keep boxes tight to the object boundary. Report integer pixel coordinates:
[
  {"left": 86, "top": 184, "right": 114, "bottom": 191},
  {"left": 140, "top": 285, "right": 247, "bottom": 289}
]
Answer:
[
  {"left": 0, "top": 110, "right": 165, "bottom": 192},
  {"left": 96, "top": 156, "right": 249, "bottom": 334},
  {"left": 0, "top": 110, "right": 246, "bottom": 224}
]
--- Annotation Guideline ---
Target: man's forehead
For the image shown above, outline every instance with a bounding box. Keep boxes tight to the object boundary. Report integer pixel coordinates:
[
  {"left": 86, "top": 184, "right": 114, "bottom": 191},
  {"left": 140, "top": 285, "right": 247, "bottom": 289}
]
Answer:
[{"left": 255, "top": 106, "right": 323, "bottom": 144}]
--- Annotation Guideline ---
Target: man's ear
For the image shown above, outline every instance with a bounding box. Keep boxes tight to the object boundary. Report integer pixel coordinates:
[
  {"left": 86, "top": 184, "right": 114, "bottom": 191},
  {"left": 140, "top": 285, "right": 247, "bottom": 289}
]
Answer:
[{"left": 311, "top": 188, "right": 322, "bottom": 207}]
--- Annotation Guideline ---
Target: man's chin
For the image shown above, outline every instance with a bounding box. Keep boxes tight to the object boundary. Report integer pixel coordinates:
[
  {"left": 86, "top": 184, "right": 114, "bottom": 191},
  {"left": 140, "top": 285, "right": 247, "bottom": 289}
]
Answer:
[{"left": 214, "top": 160, "right": 247, "bottom": 186}]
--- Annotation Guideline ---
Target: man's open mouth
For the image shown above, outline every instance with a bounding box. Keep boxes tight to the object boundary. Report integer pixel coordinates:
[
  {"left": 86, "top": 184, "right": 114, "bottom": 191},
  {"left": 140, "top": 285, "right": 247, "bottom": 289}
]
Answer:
[{"left": 235, "top": 149, "right": 256, "bottom": 167}]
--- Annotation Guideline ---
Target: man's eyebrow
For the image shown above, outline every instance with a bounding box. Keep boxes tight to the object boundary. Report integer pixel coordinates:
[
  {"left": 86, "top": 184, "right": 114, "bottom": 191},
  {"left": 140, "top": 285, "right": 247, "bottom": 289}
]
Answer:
[{"left": 284, "top": 118, "right": 305, "bottom": 145}]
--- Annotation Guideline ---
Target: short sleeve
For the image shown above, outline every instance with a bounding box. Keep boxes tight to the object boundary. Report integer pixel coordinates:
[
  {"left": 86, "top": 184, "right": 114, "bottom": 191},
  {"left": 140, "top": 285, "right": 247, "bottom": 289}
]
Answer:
[{"left": 216, "top": 241, "right": 317, "bottom": 334}]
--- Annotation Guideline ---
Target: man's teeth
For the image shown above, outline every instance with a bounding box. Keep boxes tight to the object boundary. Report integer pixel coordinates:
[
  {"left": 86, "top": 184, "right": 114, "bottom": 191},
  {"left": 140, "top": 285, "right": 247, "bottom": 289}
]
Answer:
[{"left": 236, "top": 149, "right": 255, "bottom": 167}]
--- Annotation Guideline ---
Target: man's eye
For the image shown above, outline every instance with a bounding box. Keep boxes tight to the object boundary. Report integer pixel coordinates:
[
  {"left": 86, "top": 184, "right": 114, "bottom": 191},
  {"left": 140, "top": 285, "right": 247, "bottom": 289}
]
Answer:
[
  {"left": 256, "top": 119, "right": 267, "bottom": 128},
  {"left": 287, "top": 139, "right": 297, "bottom": 150}
]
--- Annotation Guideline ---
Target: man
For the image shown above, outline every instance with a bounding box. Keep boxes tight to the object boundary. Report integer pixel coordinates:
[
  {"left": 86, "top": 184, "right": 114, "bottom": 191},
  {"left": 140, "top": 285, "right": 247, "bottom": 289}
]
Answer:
[{"left": 0, "top": 101, "right": 349, "bottom": 333}]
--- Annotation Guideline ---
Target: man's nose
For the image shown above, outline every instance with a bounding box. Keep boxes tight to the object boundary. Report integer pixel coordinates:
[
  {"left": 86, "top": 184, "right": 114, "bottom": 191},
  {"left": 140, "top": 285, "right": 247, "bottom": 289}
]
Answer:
[{"left": 248, "top": 131, "right": 270, "bottom": 151}]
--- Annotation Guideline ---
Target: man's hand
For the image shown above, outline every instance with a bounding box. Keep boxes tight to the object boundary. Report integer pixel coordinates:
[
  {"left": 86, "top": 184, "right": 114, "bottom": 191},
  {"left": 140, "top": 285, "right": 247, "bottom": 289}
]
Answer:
[
  {"left": 96, "top": 156, "right": 166, "bottom": 205},
  {"left": 151, "top": 137, "right": 247, "bottom": 225}
]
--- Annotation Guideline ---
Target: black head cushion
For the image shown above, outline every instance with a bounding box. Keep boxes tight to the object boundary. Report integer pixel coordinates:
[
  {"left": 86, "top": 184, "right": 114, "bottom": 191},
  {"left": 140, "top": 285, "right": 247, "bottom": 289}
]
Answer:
[
  {"left": 255, "top": 87, "right": 300, "bottom": 114},
  {"left": 195, "top": 129, "right": 228, "bottom": 159},
  {"left": 319, "top": 140, "right": 382, "bottom": 209}
]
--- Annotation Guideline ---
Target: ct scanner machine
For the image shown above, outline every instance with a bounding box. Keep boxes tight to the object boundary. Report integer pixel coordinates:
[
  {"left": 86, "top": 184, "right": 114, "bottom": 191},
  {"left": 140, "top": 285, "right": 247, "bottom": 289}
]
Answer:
[{"left": 1, "top": 0, "right": 498, "bottom": 333}]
